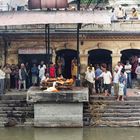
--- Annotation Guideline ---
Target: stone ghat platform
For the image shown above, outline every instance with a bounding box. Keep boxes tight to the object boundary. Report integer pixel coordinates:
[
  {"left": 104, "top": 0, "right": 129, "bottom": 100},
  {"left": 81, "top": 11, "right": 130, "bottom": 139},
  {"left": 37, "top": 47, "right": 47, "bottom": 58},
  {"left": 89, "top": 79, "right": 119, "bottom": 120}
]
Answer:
[
  {"left": 0, "top": 88, "right": 139, "bottom": 127},
  {"left": 27, "top": 87, "right": 89, "bottom": 128},
  {"left": 27, "top": 87, "right": 89, "bottom": 103}
]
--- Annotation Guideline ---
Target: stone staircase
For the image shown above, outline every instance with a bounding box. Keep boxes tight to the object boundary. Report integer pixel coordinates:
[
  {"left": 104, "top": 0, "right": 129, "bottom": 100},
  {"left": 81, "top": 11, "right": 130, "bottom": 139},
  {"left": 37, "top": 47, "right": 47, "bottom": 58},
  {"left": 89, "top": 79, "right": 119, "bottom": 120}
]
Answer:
[
  {"left": 0, "top": 94, "right": 34, "bottom": 127},
  {"left": 83, "top": 95, "right": 140, "bottom": 127}
]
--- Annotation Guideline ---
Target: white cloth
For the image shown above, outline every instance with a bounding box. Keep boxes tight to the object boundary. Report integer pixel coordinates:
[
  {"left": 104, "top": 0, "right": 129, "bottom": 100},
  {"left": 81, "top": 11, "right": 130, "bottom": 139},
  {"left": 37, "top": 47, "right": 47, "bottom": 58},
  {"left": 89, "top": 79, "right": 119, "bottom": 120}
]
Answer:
[
  {"left": 0, "top": 69, "right": 5, "bottom": 79},
  {"left": 113, "top": 71, "right": 120, "bottom": 84},
  {"left": 115, "top": 65, "right": 123, "bottom": 74},
  {"left": 39, "top": 67, "right": 45, "bottom": 80},
  {"left": 99, "top": 71, "right": 112, "bottom": 84},
  {"left": 119, "top": 83, "right": 124, "bottom": 96},
  {"left": 85, "top": 71, "right": 95, "bottom": 83},
  {"left": 38, "top": 64, "right": 46, "bottom": 70},
  {"left": 125, "top": 64, "right": 132, "bottom": 73},
  {"left": 115, "top": 8, "right": 125, "bottom": 18}
]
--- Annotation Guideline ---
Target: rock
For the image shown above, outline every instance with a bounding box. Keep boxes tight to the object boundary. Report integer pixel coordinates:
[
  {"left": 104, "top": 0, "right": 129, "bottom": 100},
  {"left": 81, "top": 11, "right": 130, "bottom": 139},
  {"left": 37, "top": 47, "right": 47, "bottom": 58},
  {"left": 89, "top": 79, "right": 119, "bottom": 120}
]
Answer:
[{"left": 4, "top": 118, "right": 17, "bottom": 127}]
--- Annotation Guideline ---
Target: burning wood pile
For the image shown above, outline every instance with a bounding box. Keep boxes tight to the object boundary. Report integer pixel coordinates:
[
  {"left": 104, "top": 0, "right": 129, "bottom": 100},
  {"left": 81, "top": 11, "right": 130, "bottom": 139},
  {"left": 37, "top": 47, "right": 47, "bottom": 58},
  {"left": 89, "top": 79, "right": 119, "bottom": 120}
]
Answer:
[{"left": 40, "top": 77, "right": 74, "bottom": 92}]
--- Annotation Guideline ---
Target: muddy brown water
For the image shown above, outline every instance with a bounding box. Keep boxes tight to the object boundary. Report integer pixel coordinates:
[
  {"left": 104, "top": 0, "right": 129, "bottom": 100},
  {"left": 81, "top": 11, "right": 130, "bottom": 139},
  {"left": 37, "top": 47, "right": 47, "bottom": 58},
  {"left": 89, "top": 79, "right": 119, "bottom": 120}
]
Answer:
[{"left": 0, "top": 127, "right": 140, "bottom": 140}]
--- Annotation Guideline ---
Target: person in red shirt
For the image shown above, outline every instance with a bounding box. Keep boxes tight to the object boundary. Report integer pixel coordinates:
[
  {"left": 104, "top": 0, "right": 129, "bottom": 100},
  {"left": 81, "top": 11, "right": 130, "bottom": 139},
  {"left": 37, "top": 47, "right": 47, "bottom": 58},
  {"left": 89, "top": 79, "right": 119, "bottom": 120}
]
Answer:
[{"left": 49, "top": 62, "right": 56, "bottom": 78}]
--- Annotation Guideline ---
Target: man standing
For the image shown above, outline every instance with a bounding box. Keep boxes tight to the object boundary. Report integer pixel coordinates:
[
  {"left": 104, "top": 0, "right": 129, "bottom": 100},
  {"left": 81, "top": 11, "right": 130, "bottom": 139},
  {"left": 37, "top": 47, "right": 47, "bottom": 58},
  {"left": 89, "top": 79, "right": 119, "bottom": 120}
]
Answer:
[
  {"left": 85, "top": 66, "right": 95, "bottom": 95},
  {"left": 98, "top": 64, "right": 112, "bottom": 96},
  {"left": 113, "top": 68, "right": 120, "bottom": 97},
  {"left": 3, "top": 64, "right": 11, "bottom": 91},
  {"left": 124, "top": 61, "right": 132, "bottom": 88},
  {"left": 0, "top": 66, "right": 5, "bottom": 94},
  {"left": 135, "top": 63, "right": 140, "bottom": 87},
  {"left": 95, "top": 64, "right": 102, "bottom": 94},
  {"left": 19, "top": 63, "right": 27, "bottom": 91},
  {"left": 115, "top": 61, "right": 123, "bottom": 74}
]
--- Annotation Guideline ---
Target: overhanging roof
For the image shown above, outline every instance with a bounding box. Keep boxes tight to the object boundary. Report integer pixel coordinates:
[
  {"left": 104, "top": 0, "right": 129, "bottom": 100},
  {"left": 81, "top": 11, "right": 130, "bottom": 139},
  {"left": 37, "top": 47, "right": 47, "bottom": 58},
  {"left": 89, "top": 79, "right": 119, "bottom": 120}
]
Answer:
[{"left": 0, "top": 10, "right": 111, "bottom": 26}]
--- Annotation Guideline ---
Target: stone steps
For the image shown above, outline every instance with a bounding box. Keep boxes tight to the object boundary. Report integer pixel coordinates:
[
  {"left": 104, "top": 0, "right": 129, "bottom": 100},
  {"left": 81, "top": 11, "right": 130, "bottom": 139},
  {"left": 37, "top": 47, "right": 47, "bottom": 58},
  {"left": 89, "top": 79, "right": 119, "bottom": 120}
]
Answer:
[
  {"left": 89, "top": 108, "right": 140, "bottom": 113},
  {"left": 83, "top": 95, "right": 140, "bottom": 127},
  {"left": 90, "top": 95, "right": 140, "bottom": 100},
  {"left": 0, "top": 104, "right": 32, "bottom": 107},
  {"left": 91, "top": 100, "right": 140, "bottom": 105},
  {"left": 92, "top": 112, "right": 140, "bottom": 117},
  {"left": 0, "top": 94, "right": 34, "bottom": 127},
  {"left": 0, "top": 111, "right": 33, "bottom": 116},
  {"left": 0, "top": 94, "right": 26, "bottom": 99},
  {"left": 98, "top": 117, "right": 140, "bottom": 121},
  {"left": 93, "top": 120, "right": 140, "bottom": 127},
  {"left": 0, "top": 100, "right": 27, "bottom": 104},
  {"left": 0, "top": 107, "right": 33, "bottom": 111}
]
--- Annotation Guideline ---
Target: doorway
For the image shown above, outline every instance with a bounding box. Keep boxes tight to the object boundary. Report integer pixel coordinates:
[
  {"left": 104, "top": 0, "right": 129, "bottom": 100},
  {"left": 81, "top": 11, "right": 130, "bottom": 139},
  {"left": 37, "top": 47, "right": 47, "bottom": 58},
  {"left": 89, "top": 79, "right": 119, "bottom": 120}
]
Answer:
[
  {"left": 88, "top": 49, "right": 112, "bottom": 70},
  {"left": 56, "top": 49, "right": 77, "bottom": 78}
]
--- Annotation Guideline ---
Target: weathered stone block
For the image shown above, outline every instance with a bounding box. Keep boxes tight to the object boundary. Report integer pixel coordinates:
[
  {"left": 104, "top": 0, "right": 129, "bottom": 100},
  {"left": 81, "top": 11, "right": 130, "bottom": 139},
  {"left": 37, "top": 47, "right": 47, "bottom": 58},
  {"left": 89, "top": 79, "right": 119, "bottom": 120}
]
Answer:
[{"left": 34, "top": 103, "right": 83, "bottom": 127}]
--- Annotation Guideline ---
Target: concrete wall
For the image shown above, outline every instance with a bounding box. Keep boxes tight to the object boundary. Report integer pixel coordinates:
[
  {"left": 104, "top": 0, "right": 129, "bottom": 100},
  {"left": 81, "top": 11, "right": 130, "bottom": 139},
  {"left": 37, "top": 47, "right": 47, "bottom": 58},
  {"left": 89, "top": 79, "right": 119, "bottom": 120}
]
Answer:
[{"left": 34, "top": 103, "right": 83, "bottom": 127}]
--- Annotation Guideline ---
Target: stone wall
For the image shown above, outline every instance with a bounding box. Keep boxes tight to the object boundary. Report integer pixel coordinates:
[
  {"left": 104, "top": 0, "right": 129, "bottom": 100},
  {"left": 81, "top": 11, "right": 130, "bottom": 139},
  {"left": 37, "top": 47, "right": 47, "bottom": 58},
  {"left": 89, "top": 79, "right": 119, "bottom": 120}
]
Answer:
[
  {"left": 3, "top": 37, "right": 139, "bottom": 69},
  {"left": 0, "top": 22, "right": 140, "bottom": 67},
  {"left": 34, "top": 103, "right": 83, "bottom": 127}
]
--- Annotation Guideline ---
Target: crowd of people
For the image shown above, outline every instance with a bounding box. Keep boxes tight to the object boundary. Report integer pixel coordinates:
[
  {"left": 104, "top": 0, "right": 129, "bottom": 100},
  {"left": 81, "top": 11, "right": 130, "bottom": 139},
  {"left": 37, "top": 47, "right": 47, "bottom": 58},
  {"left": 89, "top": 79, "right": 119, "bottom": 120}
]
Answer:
[
  {"left": 0, "top": 57, "right": 78, "bottom": 94},
  {"left": 0, "top": 55, "right": 140, "bottom": 100},
  {"left": 0, "top": 61, "right": 55, "bottom": 94},
  {"left": 111, "top": 5, "right": 139, "bottom": 21},
  {"left": 85, "top": 56, "right": 140, "bottom": 101}
]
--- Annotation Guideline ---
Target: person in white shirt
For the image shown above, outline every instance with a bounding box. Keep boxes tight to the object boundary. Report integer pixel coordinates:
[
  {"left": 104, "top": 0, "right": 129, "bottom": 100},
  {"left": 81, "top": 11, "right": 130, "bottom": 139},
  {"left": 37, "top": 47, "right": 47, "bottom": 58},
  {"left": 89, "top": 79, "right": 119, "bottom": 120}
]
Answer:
[
  {"left": 115, "top": 5, "right": 126, "bottom": 19},
  {"left": 115, "top": 61, "right": 123, "bottom": 74},
  {"left": 85, "top": 66, "right": 95, "bottom": 95},
  {"left": 38, "top": 61, "right": 46, "bottom": 70},
  {"left": 0, "top": 66, "right": 5, "bottom": 94},
  {"left": 124, "top": 61, "right": 132, "bottom": 88},
  {"left": 135, "top": 63, "right": 140, "bottom": 87},
  {"left": 113, "top": 67, "right": 120, "bottom": 96},
  {"left": 98, "top": 64, "right": 112, "bottom": 96},
  {"left": 39, "top": 64, "right": 46, "bottom": 82}
]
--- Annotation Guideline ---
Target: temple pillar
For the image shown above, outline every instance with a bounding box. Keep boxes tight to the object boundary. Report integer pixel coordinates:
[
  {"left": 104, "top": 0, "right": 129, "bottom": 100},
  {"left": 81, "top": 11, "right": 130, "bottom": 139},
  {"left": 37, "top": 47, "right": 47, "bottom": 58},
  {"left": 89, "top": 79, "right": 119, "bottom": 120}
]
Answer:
[
  {"left": 0, "top": 41, "right": 5, "bottom": 66},
  {"left": 111, "top": 53, "right": 122, "bottom": 68},
  {"left": 80, "top": 54, "right": 88, "bottom": 74}
]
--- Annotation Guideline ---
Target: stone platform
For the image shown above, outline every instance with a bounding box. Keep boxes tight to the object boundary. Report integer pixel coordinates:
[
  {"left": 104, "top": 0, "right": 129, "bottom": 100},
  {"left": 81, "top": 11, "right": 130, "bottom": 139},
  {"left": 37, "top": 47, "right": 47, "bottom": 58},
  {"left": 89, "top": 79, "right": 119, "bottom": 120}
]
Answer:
[
  {"left": 0, "top": 87, "right": 139, "bottom": 127},
  {"left": 27, "top": 87, "right": 88, "bottom": 128}
]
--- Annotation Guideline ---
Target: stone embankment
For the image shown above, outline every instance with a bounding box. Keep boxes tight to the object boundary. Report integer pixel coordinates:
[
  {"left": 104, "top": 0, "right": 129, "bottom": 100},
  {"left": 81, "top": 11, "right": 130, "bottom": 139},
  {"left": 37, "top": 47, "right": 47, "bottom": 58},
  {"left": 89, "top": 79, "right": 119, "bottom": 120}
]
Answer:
[
  {"left": 0, "top": 94, "right": 34, "bottom": 127},
  {"left": 1, "top": 90, "right": 140, "bottom": 127},
  {"left": 84, "top": 94, "right": 140, "bottom": 127}
]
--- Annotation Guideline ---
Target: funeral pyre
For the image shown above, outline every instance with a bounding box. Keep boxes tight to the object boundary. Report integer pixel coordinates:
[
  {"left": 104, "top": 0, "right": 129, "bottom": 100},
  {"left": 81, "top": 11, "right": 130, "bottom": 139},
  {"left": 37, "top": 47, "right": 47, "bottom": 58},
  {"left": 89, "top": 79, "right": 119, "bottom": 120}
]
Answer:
[{"left": 40, "top": 77, "right": 74, "bottom": 92}]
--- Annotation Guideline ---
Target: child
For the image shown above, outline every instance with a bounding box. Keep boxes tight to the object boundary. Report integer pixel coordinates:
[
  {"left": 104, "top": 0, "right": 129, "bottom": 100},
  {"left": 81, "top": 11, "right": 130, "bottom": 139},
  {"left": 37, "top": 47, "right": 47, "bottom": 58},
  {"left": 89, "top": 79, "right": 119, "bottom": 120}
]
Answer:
[{"left": 117, "top": 69, "right": 127, "bottom": 101}]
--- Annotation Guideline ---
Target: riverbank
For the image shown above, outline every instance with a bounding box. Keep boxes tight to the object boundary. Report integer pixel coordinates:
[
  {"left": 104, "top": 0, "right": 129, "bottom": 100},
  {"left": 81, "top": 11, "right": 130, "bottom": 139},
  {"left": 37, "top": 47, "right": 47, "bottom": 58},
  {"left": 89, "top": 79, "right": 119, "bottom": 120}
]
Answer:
[{"left": 0, "top": 87, "right": 140, "bottom": 127}]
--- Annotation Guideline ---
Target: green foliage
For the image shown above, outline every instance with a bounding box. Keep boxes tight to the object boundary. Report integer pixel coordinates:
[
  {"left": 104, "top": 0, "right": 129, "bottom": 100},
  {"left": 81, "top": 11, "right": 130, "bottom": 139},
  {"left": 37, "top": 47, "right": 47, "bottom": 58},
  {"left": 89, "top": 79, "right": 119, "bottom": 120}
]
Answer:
[{"left": 80, "top": 0, "right": 108, "bottom": 4}]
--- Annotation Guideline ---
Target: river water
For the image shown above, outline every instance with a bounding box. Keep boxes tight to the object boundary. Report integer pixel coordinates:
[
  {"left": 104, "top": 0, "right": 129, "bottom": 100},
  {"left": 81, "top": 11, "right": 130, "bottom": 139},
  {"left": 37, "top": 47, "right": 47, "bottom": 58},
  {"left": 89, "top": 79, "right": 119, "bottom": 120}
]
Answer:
[{"left": 0, "top": 127, "right": 140, "bottom": 140}]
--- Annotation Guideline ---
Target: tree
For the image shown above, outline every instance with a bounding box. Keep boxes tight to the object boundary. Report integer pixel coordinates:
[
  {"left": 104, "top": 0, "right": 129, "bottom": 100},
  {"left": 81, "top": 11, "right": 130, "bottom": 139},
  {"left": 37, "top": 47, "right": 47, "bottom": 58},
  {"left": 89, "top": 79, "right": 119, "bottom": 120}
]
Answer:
[{"left": 80, "top": 0, "right": 108, "bottom": 4}]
